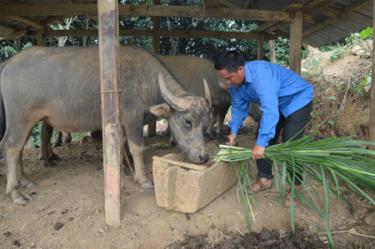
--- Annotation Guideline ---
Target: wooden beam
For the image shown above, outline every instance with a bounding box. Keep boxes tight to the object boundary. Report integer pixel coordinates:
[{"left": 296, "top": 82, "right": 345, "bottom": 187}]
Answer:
[
  {"left": 0, "top": 24, "right": 15, "bottom": 33},
  {"left": 371, "top": 0, "right": 375, "bottom": 142},
  {"left": 205, "top": 0, "right": 221, "bottom": 8},
  {"left": 0, "top": 4, "right": 291, "bottom": 22},
  {"left": 0, "top": 29, "right": 26, "bottom": 41},
  {"left": 6, "top": 16, "right": 46, "bottom": 30},
  {"left": 256, "top": 0, "right": 335, "bottom": 33},
  {"left": 289, "top": 10, "right": 303, "bottom": 74},
  {"left": 303, "top": 0, "right": 371, "bottom": 37},
  {"left": 303, "top": 0, "right": 335, "bottom": 10},
  {"left": 45, "top": 28, "right": 276, "bottom": 40},
  {"left": 98, "top": 0, "right": 122, "bottom": 227}
]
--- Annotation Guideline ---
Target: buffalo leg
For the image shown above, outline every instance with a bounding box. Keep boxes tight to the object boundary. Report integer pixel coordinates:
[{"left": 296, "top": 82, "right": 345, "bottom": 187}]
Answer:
[
  {"left": 40, "top": 122, "right": 59, "bottom": 167},
  {"left": 1, "top": 121, "right": 36, "bottom": 205},
  {"left": 124, "top": 120, "right": 153, "bottom": 188}
]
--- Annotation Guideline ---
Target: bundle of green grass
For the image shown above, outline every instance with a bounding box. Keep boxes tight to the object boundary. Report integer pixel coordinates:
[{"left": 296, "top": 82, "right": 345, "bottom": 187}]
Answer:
[{"left": 215, "top": 136, "right": 375, "bottom": 248}]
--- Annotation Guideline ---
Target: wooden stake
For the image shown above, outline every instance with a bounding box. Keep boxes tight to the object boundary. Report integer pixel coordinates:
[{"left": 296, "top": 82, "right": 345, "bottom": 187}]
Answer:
[{"left": 98, "top": 0, "right": 122, "bottom": 227}]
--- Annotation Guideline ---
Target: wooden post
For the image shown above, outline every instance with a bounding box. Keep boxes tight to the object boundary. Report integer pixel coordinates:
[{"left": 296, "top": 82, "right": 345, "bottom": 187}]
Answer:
[
  {"left": 269, "top": 39, "right": 276, "bottom": 63},
  {"left": 257, "top": 33, "right": 264, "bottom": 60},
  {"left": 36, "top": 31, "right": 45, "bottom": 46},
  {"left": 371, "top": 0, "right": 375, "bottom": 142},
  {"left": 289, "top": 10, "right": 303, "bottom": 74},
  {"left": 98, "top": 0, "right": 122, "bottom": 226},
  {"left": 152, "top": 0, "right": 161, "bottom": 53},
  {"left": 148, "top": 0, "right": 160, "bottom": 138}
]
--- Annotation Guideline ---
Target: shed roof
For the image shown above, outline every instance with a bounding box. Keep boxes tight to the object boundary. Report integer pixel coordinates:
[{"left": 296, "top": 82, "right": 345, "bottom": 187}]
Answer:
[{"left": 0, "top": 0, "right": 372, "bottom": 46}]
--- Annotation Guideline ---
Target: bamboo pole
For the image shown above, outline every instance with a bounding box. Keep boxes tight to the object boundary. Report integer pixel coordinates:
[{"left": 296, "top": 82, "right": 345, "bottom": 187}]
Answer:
[{"left": 98, "top": 0, "right": 122, "bottom": 226}]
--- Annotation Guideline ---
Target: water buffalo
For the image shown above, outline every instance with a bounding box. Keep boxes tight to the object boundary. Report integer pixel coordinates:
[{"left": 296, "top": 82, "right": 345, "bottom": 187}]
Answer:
[
  {"left": 0, "top": 46, "right": 212, "bottom": 204},
  {"left": 39, "top": 55, "right": 231, "bottom": 167},
  {"left": 159, "top": 55, "right": 231, "bottom": 138}
]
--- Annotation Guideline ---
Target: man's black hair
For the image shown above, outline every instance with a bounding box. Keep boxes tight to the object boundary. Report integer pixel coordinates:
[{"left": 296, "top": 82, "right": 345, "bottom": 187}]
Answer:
[{"left": 214, "top": 50, "right": 245, "bottom": 72}]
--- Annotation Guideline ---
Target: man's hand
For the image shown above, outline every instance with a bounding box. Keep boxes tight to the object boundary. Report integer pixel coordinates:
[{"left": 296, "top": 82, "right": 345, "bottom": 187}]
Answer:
[
  {"left": 226, "top": 133, "right": 237, "bottom": 146},
  {"left": 252, "top": 145, "right": 265, "bottom": 159}
]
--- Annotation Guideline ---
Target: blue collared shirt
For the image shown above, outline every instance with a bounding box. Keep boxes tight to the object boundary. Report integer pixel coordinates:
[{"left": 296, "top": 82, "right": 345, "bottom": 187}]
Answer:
[{"left": 230, "top": 61, "right": 313, "bottom": 147}]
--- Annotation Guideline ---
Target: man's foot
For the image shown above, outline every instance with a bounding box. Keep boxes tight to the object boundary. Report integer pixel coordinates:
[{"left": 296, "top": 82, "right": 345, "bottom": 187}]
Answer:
[
  {"left": 285, "top": 185, "right": 302, "bottom": 207},
  {"left": 252, "top": 177, "right": 273, "bottom": 193}
]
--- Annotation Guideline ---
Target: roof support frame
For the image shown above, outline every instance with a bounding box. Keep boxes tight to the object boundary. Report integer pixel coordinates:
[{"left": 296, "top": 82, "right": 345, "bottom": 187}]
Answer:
[{"left": 0, "top": 4, "right": 290, "bottom": 22}]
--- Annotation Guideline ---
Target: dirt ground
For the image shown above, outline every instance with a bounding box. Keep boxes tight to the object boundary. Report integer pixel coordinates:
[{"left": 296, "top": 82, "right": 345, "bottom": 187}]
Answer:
[{"left": 0, "top": 131, "right": 374, "bottom": 249}]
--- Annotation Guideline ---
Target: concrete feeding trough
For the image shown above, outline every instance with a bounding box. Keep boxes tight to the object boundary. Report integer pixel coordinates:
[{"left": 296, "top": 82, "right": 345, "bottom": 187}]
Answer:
[{"left": 153, "top": 153, "right": 238, "bottom": 213}]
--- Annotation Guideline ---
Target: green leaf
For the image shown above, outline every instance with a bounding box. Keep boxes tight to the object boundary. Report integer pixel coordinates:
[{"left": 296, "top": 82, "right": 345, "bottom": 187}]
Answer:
[{"left": 360, "top": 27, "right": 373, "bottom": 40}]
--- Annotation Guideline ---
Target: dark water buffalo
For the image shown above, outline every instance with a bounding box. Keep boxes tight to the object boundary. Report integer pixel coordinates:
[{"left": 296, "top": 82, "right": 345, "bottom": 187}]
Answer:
[{"left": 0, "top": 46, "right": 211, "bottom": 204}]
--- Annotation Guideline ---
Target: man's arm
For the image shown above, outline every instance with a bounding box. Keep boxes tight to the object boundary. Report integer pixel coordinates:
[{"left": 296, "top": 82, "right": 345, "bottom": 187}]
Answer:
[
  {"left": 229, "top": 87, "right": 249, "bottom": 135},
  {"left": 253, "top": 66, "right": 281, "bottom": 148}
]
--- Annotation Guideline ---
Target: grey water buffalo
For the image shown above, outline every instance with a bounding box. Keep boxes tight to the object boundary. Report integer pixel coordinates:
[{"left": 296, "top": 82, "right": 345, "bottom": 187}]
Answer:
[
  {"left": 39, "top": 55, "right": 231, "bottom": 167},
  {"left": 158, "top": 55, "right": 231, "bottom": 138},
  {"left": 0, "top": 46, "right": 212, "bottom": 204}
]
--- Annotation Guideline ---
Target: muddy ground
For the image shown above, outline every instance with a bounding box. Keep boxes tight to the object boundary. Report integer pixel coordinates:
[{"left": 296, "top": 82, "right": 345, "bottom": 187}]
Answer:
[{"left": 0, "top": 130, "right": 374, "bottom": 249}]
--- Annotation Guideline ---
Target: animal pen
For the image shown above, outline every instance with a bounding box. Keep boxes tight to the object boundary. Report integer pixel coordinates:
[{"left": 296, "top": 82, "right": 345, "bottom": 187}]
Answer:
[{"left": 0, "top": 0, "right": 374, "bottom": 228}]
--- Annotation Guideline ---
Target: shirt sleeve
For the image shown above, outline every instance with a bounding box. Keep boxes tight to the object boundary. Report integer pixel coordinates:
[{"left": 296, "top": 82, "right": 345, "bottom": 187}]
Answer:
[
  {"left": 229, "top": 86, "right": 248, "bottom": 135},
  {"left": 253, "top": 65, "right": 280, "bottom": 147}
]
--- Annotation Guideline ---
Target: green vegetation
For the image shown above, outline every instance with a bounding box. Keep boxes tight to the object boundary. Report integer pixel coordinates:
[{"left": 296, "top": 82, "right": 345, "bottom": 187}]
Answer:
[{"left": 215, "top": 136, "right": 375, "bottom": 248}]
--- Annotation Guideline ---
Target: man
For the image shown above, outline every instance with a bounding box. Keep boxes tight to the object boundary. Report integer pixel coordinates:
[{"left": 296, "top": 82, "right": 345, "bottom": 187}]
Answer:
[{"left": 215, "top": 50, "right": 313, "bottom": 193}]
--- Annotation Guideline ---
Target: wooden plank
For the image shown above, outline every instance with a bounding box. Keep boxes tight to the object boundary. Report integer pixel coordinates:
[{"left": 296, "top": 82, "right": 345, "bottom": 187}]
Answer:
[
  {"left": 371, "top": 0, "right": 375, "bottom": 142},
  {"left": 257, "top": 33, "right": 264, "bottom": 60},
  {"left": 44, "top": 28, "right": 277, "bottom": 40},
  {"left": 289, "top": 11, "right": 303, "bottom": 74},
  {"left": 0, "top": 4, "right": 291, "bottom": 22},
  {"left": 98, "top": 0, "right": 122, "bottom": 227}
]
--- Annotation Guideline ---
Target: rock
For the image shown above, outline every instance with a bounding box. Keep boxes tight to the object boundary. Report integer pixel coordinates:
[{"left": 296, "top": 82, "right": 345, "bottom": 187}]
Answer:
[
  {"left": 13, "top": 239, "right": 21, "bottom": 247},
  {"left": 53, "top": 222, "right": 64, "bottom": 231},
  {"left": 260, "top": 228, "right": 272, "bottom": 240}
]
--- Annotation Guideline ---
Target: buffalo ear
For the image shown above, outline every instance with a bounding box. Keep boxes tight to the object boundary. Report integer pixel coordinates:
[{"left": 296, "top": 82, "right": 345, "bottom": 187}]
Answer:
[{"left": 149, "top": 103, "right": 171, "bottom": 117}]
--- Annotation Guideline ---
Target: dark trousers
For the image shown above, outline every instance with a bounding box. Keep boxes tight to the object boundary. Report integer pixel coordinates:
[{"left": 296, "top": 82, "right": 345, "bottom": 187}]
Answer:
[{"left": 256, "top": 101, "right": 312, "bottom": 185}]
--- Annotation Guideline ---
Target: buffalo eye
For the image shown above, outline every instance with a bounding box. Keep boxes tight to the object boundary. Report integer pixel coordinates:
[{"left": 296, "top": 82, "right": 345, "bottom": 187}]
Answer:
[{"left": 184, "top": 118, "right": 192, "bottom": 128}]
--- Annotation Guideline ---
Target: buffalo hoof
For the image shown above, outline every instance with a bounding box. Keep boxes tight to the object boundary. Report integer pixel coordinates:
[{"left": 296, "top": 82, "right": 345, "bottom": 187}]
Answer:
[
  {"left": 20, "top": 179, "right": 36, "bottom": 189},
  {"left": 141, "top": 180, "right": 154, "bottom": 189},
  {"left": 12, "top": 191, "right": 32, "bottom": 205}
]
